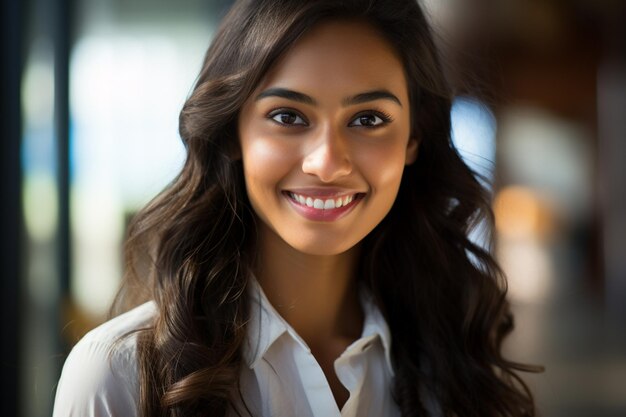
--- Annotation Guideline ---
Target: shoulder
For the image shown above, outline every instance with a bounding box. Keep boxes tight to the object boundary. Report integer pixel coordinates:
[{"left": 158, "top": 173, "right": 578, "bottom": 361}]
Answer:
[{"left": 53, "top": 301, "right": 157, "bottom": 417}]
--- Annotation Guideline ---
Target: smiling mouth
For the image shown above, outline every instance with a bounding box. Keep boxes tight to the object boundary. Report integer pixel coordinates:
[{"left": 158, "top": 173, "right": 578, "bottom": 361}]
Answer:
[{"left": 284, "top": 191, "right": 364, "bottom": 210}]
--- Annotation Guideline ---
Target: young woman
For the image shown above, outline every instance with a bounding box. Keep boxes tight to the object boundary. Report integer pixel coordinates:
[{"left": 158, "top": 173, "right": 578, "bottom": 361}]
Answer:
[{"left": 53, "top": 0, "right": 540, "bottom": 416}]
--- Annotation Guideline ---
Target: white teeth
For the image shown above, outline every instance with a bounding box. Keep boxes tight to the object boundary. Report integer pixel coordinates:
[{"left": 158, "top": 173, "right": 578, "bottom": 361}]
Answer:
[{"left": 289, "top": 192, "right": 358, "bottom": 210}]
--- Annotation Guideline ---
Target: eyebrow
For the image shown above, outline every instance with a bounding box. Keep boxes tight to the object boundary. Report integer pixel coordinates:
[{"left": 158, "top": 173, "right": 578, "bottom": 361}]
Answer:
[
  {"left": 343, "top": 90, "right": 402, "bottom": 107},
  {"left": 256, "top": 88, "right": 316, "bottom": 105},
  {"left": 255, "top": 87, "right": 403, "bottom": 107}
]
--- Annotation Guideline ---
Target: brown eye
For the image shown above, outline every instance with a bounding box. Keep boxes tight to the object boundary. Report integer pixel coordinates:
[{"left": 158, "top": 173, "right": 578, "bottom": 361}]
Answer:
[
  {"left": 358, "top": 115, "right": 378, "bottom": 126},
  {"left": 269, "top": 110, "right": 307, "bottom": 126},
  {"left": 279, "top": 113, "right": 296, "bottom": 124},
  {"left": 349, "top": 111, "right": 390, "bottom": 128}
]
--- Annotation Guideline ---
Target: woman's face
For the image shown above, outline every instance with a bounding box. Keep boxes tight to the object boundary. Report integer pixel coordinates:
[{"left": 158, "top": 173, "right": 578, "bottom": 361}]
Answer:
[{"left": 238, "top": 19, "right": 417, "bottom": 256}]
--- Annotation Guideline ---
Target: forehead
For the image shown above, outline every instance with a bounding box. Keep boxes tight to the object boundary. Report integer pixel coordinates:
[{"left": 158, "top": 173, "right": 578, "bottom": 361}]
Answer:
[{"left": 256, "top": 19, "right": 409, "bottom": 103}]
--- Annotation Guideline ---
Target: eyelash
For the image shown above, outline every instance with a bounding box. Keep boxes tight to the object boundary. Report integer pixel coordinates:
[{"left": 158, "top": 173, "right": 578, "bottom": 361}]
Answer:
[
  {"left": 351, "top": 109, "right": 394, "bottom": 127},
  {"left": 267, "top": 108, "right": 394, "bottom": 128},
  {"left": 267, "top": 108, "right": 308, "bottom": 127}
]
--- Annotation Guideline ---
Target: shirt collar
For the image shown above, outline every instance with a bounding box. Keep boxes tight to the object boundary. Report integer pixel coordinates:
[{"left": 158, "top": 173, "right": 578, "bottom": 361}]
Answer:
[
  {"left": 243, "top": 279, "right": 394, "bottom": 375},
  {"left": 359, "top": 289, "right": 394, "bottom": 374},
  {"left": 243, "top": 278, "right": 309, "bottom": 369}
]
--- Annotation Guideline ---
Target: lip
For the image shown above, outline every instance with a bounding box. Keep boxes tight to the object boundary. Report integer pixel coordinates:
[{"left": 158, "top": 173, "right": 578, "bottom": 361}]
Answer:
[
  {"left": 282, "top": 190, "right": 364, "bottom": 222},
  {"left": 283, "top": 187, "right": 364, "bottom": 198}
]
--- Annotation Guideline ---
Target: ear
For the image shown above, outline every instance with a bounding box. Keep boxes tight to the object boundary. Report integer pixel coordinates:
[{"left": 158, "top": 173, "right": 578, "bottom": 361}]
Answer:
[{"left": 405, "top": 137, "right": 419, "bottom": 165}]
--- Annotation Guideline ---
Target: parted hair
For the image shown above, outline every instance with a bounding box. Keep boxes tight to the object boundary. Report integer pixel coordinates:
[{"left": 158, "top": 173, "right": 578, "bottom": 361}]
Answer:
[{"left": 113, "top": 0, "right": 541, "bottom": 416}]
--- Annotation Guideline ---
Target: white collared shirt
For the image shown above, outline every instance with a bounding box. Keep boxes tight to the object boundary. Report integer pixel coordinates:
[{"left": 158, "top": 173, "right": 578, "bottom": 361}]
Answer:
[{"left": 53, "top": 283, "right": 401, "bottom": 417}]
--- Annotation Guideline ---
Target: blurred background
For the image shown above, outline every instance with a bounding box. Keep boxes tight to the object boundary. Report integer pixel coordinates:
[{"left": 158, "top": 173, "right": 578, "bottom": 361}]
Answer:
[{"left": 1, "top": 0, "right": 624, "bottom": 416}]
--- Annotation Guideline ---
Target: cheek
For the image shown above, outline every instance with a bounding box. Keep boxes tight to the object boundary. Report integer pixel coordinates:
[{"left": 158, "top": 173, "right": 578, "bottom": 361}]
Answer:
[
  {"left": 240, "top": 133, "right": 298, "bottom": 197},
  {"left": 358, "top": 143, "right": 408, "bottom": 191}
]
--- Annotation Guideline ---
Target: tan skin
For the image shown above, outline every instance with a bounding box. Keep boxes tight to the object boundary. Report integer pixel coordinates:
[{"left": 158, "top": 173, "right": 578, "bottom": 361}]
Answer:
[
  {"left": 255, "top": 224, "right": 362, "bottom": 407},
  {"left": 238, "top": 20, "right": 417, "bottom": 409}
]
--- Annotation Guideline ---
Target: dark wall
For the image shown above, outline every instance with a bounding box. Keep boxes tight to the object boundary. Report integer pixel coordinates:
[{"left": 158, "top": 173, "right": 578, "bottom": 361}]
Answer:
[{"left": 1, "top": 0, "right": 23, "bottom": 415}]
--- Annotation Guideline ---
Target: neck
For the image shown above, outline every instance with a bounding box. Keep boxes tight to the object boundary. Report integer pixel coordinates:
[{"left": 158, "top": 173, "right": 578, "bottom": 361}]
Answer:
[{"left": 254, "top": 226, "right": 363, "bottom": 346}]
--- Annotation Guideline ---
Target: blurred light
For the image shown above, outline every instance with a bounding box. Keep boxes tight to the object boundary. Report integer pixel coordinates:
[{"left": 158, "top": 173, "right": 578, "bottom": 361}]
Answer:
[
  {"left": 451, "top": 96, "right": 497, "bottom": 253},
  {"left": 71, "top": 186, "right": 123, "bottom": 317},
  {"left": 498, "top": 238, "right": 554, "bottom": 303},
  {"left": 498, "top": 106, "right": 592, "bottom": 224},
  {"left": 494, "top": 185, "right": 553, "bottom": 240},
  {"left": 69, "top": 33, "right": 200, "bottom": 317},
  {"left": 22, "top": 41, "right": 55, "bottom": 131},
  {"left": 20, "top": 36, "right": 62, "bottom": 417},
  {"left": 21, "top": 37, "right": 60, "bottom": 303},
  {"left": 22, "top": 39, "right": 58, "bottom": 244},
  {"left": 494, "top": 185, "right": 555, "bottom": 302},
  {"left": 451, "top": 96, "right": 497, "bottom": 186},
  {"left": 70, "top": 35, "right": 187, "bottom": 208},
  {"left": 23, "top": 176, "right": 58, "bottom": 243}
]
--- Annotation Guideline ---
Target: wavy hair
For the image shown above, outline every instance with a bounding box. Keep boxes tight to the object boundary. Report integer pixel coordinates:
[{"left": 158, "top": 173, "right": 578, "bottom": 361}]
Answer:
[{"left": 113, "top": 0, "right": 542, "bottom": 416}]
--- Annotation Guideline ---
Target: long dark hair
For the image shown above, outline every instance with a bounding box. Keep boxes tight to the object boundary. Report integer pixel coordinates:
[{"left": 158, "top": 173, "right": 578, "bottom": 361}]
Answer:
[{"left": 114, "top": 0, "right": 541, "bottom": 416}]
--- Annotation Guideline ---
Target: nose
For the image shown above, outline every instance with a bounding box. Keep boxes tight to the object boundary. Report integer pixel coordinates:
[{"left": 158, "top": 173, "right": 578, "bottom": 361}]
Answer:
[{"left": 301, "top": 126, "right": 352, "bottom": 182}]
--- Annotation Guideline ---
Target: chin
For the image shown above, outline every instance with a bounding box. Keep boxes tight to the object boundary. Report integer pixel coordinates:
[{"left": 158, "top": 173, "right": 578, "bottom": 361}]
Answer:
[{"left": 286, "top": 236, "right": 360, "bottom": 257}]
